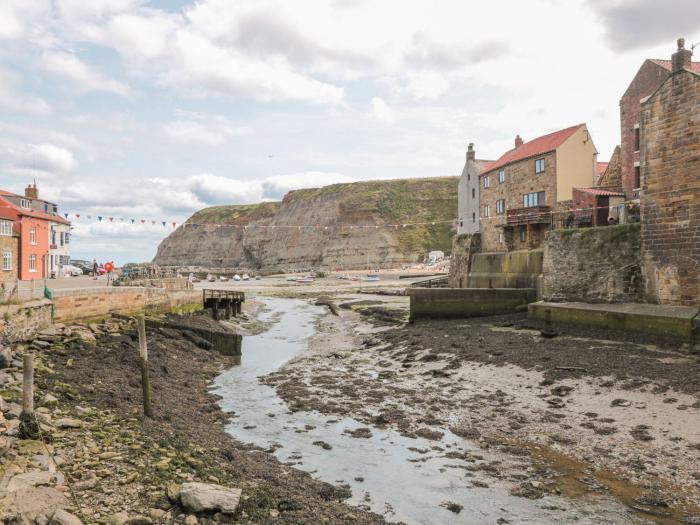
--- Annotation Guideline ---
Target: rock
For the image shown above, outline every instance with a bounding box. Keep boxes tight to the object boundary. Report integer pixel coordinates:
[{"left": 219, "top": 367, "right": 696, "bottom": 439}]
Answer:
[
  {"left": 148, "top": 509, "right": 166, "bottom": 521},
  {"left": 55, "top": 418, "right": 82, "bottom": 429},
  {"left": 178, "top": 482, "right": 242, "bottom": 514},
  {"left": 0, "top": 347, "right": 12, "bottom": 369},
  {"left": 125, "top": 517, "right": 152, "bottom": 525},
  {"left": 6, "top": 471, "right": 61, "bottom": 491},
  {"left": 611, "top": 398, "right": 632, "bottom": 407},
  {"left": 97, "top": 451, "right": 122, "bottom": 460},
  {"left": 5, "top": 402, "right": 22, "bottom": 419},
  {"left": 42, "top": 394, "right": 59, "bottom": 405},
  {"left": 107, "top": 512, "right": 129, "bottom": 525},
  {"left": 49, "top": 509, "right": 83, "bottom": 525},
  {"left": 166, "top": 483, "right": 181, "bottom": 503},
  {"left": 72, "top": 476, "right": 98, "bottom": 492},
  {"left": 32, "top": 340, "right": 51, "bottom": 348},
  {"left": 184, "top": 516, "right": 198, "bottom": 525},
  {"left": 551, "top": 385, "right": 573, "bottom": 397}
]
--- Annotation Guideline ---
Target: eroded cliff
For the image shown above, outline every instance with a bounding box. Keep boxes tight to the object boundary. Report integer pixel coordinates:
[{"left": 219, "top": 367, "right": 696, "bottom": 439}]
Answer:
[{"left": 153, "top": 177, "right": 458, "bottom": 270}]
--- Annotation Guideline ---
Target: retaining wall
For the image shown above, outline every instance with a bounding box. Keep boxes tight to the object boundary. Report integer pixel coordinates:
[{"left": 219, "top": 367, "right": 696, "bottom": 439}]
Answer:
[
  {"left": 409, "top": 288, "right": 536, "bottom": 320},
  {"left": 468, "top": 250, "right": 543, "bottom": 291},
  {"left": 51, "top": 287, "right": 201, "bottom": 322},
  {"left": 542, "top": 223, "right": 642, "bottom": 303},
  {"left": 0, "top": 299, "right": 53, "bottom": 343}
]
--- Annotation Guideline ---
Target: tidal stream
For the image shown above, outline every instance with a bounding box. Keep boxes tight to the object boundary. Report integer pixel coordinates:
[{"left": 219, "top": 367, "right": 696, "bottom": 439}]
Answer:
[{"left": 212, "top": 297, "right": 634, "bottom": 524}]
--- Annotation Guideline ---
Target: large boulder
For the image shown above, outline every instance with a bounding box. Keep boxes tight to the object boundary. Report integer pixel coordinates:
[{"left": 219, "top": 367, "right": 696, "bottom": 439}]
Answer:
[
  {"left": 49, "top": 509, "right": 83, "bottom": 525},
  {"left": 179, "top": 483, "right": 242, "bottom": 514},
  {"left": 0, "top": 347, "right": 12, "bottom": 369}
]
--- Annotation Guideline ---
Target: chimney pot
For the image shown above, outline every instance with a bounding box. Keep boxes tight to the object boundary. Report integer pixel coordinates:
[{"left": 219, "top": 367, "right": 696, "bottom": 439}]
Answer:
[
  {"left": 466, "top": 142, "right": 475, "bottom": 161},
  {"left": 515, "top": 135, "right": 524, "bottom": 148},
  {"left": 672, "top": 36, "right": 692, "bottom": 72},
  {"left": 24, "top": 184, "right": 39, "bottom": 200}
]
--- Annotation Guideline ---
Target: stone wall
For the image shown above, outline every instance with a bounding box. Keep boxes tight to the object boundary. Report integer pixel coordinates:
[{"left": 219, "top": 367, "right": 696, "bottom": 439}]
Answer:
[
  {"left": 479, "top": 151, "right": 557, "bottom": 252},
  {"left": 640, "top": 68, "right": 700, "bottom": 306},
  {"left": 447, "top": 233, "right": 480, "bottom": 288},
  {"left": 409, "top": 287, "right": 536, "bottom": 320},
  {"left": 542, "top": 223, "right": 642, "bottom": 303},
  {"left": 0, "top": 236, "right": 18, "bottom": 283},
  {"left": 52, "top": 287, "right": 201, "bottom": 322},
  {"left": 469, "top": 250, "right": 543, "bottom": 291},
  {"left": 0, "top": 299, "right": 53, "bottom": 343}
]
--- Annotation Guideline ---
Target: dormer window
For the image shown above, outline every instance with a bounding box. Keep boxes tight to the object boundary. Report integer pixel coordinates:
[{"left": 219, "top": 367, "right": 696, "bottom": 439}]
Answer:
[{"left": 20, "top": 198, "right": 30, "bottom": 209}]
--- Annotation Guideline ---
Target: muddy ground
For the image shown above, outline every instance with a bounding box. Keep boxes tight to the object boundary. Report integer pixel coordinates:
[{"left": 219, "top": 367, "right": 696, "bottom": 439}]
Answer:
[
  {"left": 4, "top": 305, "right": 387, "bottom": 525},
  {"left": 263, "top": 293, "right": 700, "bottom": 525}
]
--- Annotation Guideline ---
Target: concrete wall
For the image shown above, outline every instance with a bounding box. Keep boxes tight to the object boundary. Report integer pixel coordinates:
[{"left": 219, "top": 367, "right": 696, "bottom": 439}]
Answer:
[
  {"left": 640, "top": 68, "right": 700, "bottom": 306},
  {"left": 448, "top": 233, "right": 480, "bottom": 288},
  {"left": 543, "top": 224, "right": 643, "bottom": 303},
  {"left": 409, "top": 287, "right": 536, "bottom": 320},
  {"left": 52, "top": 287, "right": 201, "bottom": 322},
  {"left": 0, "top": 299, "right": 52, "bottom": 343},
  {"left": 555, "top": 124, "right": 598, "bottom": 201},
  {"left": 468, "top": 250, "right": 543, "bottom": 290}
]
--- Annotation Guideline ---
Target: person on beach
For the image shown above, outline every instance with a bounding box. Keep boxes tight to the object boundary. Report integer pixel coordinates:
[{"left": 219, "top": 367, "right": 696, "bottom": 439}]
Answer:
[{"left": 92, "top": 259, "right": 98, "bottom": 279}]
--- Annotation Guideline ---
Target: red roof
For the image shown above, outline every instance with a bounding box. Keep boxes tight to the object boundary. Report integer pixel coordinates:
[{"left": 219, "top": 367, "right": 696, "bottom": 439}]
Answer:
[
  {"left": 481, "top": 124, "right": 585, "bottom": 175},
  {"left": 576, "top": 187, "right": 625, "bottom": 197},
  {"left": 596, "top": 162, "right": 609, "bottom": 176},
  {"left": 0, "top": 192, "right": 70, "bottom": 225},
  {"left": 650, "top": 59, "right": 700, "bottom": 74}
]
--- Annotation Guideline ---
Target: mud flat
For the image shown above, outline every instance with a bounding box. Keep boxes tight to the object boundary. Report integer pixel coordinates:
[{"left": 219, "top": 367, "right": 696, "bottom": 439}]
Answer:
[
  {"left": 263, "top": 294, "right": 700, "bottom": 524},
  {"left": 1, "top": 301, "right": 387, "bottom": 524}
]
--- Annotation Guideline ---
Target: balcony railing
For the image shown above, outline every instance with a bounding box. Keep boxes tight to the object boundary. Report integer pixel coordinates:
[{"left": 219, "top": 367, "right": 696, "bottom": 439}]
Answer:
[{"left": 506, "top": 205, "right": 552, "bottom": 226}]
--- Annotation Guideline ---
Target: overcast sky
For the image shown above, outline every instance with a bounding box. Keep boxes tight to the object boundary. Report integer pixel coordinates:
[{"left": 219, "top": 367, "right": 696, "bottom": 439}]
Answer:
[{"left": 0, "top": 0, "right": 698, "bottom": 264}]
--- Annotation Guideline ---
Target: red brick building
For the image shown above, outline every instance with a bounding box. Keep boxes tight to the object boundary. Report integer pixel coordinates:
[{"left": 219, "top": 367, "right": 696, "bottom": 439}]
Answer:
[
  {"left": 619, "top": 49, "right": 700, "bottom": 199},
  {"left": 640, "top": 39, "right": 700, "bottom": 306}
]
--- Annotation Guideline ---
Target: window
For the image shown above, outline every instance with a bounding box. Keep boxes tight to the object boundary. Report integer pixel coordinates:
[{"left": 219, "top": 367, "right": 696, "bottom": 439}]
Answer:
[
  {"left": 523, "top": 191, "right": 545, "bottom": 208},
  {"left": 535, "top": 158, "right": 545, "bottom": 174},
  {"left": 483, "top": 204, "right": 491, "bottom": 218},
  {"left": 2, "top": 251, "right": 11, "bottom": 271},
  {"left": 30, "top": 227, "right": 37, "bottom": 245},
  {"left": 0, "top": 219, "right": 11, "bottom": 236},
  {"left": 471, "top": 188, "right": 475, "bottom": 199},
  {"left": 498, "top": 169, "right": 505, "bottom": 184},
  {"left": 634, "top": 166, "right": 641, "bottom": 189},
  {"left": 634, "top": 127, "right": 640, "bottom": 152},
  {"left": 483, "top": 176, "right": 490, "bottom": 188},
  {"left": 51, "top": 229, "right": 57, "bottom": 245},
  {"left": 472, "top": 212, "right": 476, "bottom": 223},
  {"left": 60, "top": 232, "right": 64, "bottom": 246},
  {"left": 20, "top": 198, "right": 31, "bottom": 209},
  {"left": 65, "top": 232, "right": 70, "bottom": 245},
  {"left": 499, "top": 232, "right": 504, "bottom": 244},
  {"left": 496, "top": 199, "right": 506, "bottom": 215},
  {"left": 29, "top": 254, "right": 36, "bottom": 272},
  {"left": 520, "top": 228, "right": 527, "bottom": 241}
]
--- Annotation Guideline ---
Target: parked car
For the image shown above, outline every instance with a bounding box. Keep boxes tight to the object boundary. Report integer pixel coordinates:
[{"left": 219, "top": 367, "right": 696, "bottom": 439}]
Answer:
[{"left": 62, "top": 264, "right": 83, "bottom": 277}]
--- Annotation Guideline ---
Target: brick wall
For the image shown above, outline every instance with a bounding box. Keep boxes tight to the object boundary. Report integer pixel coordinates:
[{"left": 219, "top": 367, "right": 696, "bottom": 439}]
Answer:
[
  {"left": 620, "top": 60, "right": 670, "bottom": 198},
  {"left": 52, "top": 287, "right": 201, "bottom": 322},
  {"left": 640, "top": 69, "right": 700, "bottom": 306},
  {"left": 480, "top": 152, "right": 557, "bottom": 252},
  {"left": 542, "top": 224, "right": 643, "bottom": 303},
  {"left": 0, "top": 236, "right": 18, "bottom": 282}
]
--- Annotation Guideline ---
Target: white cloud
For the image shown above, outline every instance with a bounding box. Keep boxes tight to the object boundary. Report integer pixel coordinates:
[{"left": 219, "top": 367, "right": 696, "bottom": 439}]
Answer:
[
  {"left": 42, "top": 51, "right": 132, "bottom": 97},
  {"left": 370, "top": 97, "right": 395, "bottom": 124},
  {"left": 163, "top": 118, "right": 252, "bottom": 145},
  {"left": 0, "top": 69, "right": 51, "bottom": 116},
  {"left": 402, "top": 71, "right": 451, "bottom": 101},
  {"left": 28, "top": 143, "right": 77, "bottom": 173}
]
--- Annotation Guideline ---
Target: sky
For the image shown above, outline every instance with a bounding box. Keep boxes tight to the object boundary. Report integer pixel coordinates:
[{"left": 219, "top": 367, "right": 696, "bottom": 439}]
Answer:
[{"left": 0, "top": 0, "right": 698, "bottom": 264}]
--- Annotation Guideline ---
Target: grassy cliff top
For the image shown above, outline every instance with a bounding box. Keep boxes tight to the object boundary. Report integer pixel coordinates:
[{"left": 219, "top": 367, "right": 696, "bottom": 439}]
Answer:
[{"left": 186, "top": 201, "right": 281, "bottom": 224}]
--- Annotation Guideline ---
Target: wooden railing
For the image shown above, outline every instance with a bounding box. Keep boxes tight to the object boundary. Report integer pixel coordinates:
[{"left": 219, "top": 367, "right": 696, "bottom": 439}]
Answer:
[
  {"left": 203, "top": 289, "right": 245, "bottom": 301},
  {"left": 506, "top": 206, "right": 552, "bottom": 226}
]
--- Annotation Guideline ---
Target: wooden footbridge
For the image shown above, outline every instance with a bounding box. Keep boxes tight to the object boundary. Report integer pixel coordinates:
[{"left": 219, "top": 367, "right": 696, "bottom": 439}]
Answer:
[{"left": 203, "top": 289, "right": 245, "bottom": 320}]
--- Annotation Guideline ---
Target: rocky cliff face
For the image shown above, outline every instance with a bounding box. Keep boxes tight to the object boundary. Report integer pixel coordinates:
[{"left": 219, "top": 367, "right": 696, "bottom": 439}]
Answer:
[{"left": 154, "top": 177, "right": 458, "bottom": 270}]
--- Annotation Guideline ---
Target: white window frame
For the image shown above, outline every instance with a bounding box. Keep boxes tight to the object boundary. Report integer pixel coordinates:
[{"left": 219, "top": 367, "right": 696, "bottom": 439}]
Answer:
[
  {"left": 483, "top": 176, "right": 490, "bottom": 188},
  {"left": 2, "top": 250, "right": 11, "bottom": 271},
  {"left": 29, "top": 254, "right": 36, "bottom": 272},
  {"left": 0, "top": 219, "right": 11, "bottom": 236},
  {"left": 20, "top": 198, "right": 30, "bottom": 209},
  {"left": 483, "top": 204, "right": 491, "bottom": 218},
  {"left": 496, "top": 199, "right": 506, "bottom": 215},
  {"left": 535, "top": 158, "right": 545, "bottom": 174},
  {"left": 498, "top": 169, "right": 505, "bottom": 184},
  {"left": 30, "top": 227, "right": 37, "bottom": 245}
]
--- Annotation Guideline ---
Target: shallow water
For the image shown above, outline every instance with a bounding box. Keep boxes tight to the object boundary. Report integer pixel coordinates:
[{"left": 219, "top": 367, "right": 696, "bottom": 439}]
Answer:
[{"left": 212, "top": 297, "right": 635, "bottom": 525}]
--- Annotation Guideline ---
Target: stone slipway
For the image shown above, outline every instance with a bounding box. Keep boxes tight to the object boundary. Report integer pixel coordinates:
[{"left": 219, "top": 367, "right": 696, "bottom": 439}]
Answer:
[{"left": 529, "top": 301, "right": 700, "bottom": 339}]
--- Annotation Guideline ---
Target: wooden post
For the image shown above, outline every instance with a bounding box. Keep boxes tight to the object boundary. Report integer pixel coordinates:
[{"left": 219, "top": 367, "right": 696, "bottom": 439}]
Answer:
[
  {"left": 19, "top": 353, "right": 40, "bottom": 439},
  {"left": 137, "top": 315, "right": 153, "bottom": 418}
]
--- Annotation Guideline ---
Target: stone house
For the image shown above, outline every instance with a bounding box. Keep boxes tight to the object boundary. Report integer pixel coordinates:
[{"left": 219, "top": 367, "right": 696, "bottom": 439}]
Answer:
[
  {"left": 478, "top": 124, "right": 598, "bottom": 252},
  {"left": 619, "top": 47, "right": 700, "bottom": 199},
  {"left": 640, "top": 39, "right": 700, "bottom": 306},
  {"left": 457, "top": 143, "right": 492, "bottom": 235},
  {"left": 0, "top": 214, "right": 19, "bottom": 283}
]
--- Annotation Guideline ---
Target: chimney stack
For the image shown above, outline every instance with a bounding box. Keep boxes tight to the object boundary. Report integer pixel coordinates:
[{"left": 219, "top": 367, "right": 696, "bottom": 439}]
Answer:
[
  {"left": 24, "top": 183, "right": 39, "bottom": 200},
  {"left": 672, "top": 37, "right": 692, "bottom": 73},
  {"left": 514, "top": 135, "right": 524, "bottom": 149},
  {"left": 466, "top": 142, "right": 475, "bottom": 161}
]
